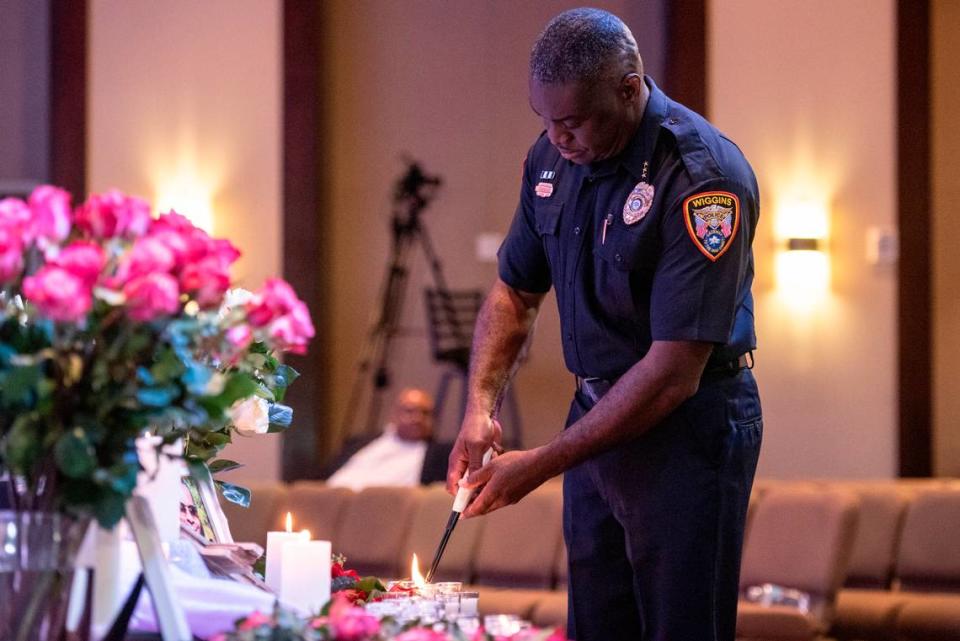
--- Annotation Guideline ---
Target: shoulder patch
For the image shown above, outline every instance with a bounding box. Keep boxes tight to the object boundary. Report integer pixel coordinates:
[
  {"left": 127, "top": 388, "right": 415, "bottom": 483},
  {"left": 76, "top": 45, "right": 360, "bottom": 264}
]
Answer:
[{"left": 682, "top": 190, "right": 740, "bottom": 261}]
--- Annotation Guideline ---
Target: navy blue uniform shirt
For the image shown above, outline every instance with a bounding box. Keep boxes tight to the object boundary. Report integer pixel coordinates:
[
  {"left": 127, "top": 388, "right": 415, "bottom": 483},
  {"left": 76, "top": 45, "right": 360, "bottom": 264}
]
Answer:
[{"left": 498, "top": 77, "right": 759, "bottom": 380}]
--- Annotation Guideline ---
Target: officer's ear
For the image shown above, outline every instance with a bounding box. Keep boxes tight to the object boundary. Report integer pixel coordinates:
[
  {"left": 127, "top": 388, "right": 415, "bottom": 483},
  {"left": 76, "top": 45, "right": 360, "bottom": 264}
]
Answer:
[{"left": 619, "top": 72, "right": 642, "bottom": 102}]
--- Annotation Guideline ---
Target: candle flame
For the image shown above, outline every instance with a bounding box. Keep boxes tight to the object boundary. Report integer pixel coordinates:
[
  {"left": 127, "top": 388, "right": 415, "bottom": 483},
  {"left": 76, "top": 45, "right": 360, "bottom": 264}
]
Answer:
[
  {"left": 302, "top": 529, "right": 311, "bottom": 540},
  {"left": 285, "top": 512, "right": 293, "bottom": 533},
  {"left": 411, "top": 553, "right": 426, "bottom": 588}
]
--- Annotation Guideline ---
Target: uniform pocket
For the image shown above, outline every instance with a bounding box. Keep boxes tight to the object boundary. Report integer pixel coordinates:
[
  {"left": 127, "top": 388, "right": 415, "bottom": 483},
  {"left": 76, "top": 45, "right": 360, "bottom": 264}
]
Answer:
[
  {"left": 534, "top": 202, "right": 562, "bottom": 236},
  {"left": 592, "top": 222, "right": 658, "bottom": 323}
]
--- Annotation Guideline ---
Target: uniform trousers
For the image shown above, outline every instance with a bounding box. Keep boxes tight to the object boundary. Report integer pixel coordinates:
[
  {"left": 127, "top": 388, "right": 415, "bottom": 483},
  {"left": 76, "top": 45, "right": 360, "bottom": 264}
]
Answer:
[{"left": 563, "top": 369, "right": 762, "bottom": 641}]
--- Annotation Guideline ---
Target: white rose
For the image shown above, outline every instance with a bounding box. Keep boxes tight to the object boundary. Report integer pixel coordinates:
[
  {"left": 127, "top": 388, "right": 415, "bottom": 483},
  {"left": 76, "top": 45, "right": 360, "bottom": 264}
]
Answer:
[
  {"left": 219, "top": 288, "right": 255, "bottom": 319},
  {"left": 227, "top": 397, "right": 270, "bottom": 436}
]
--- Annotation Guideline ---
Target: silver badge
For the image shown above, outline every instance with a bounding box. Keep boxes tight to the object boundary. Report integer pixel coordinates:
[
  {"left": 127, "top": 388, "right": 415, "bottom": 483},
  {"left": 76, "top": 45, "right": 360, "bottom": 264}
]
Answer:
[{"left": 622, "top": 181, "right": 655, "bottom": 225}]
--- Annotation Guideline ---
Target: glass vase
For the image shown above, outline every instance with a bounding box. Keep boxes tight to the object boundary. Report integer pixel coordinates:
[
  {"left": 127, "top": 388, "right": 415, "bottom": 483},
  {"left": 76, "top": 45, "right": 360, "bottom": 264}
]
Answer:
[{"left": 0, "top": 510, "right": 90, "bottom": 641}]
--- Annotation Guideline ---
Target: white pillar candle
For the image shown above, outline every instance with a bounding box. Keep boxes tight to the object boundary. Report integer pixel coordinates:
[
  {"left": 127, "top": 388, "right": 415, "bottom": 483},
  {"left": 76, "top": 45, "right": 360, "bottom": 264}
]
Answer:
[
  {"left": 265, "top": 529, "right": 310, "bottom": 593},
  {"left": 280, "top": 539, "right": 332, "bottom": 615}
]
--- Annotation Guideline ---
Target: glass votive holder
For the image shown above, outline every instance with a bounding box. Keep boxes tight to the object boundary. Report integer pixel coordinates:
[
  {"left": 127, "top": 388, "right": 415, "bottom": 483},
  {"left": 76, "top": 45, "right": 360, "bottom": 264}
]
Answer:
[
  {"left": 484, "top": 614, "right": 524, "bottom": 637},
  {"left": 455, "top": 615, "right": 481, "bottom": 637},
  {"left": 388, "top": 579, "right": 419, "bottom": 593},
  {"left": 459, "top": 591, "right": 479, "bottom": 617},
  {"left": 432, "top": 581, "right": 463, "bottom": 595},
  {"left": 436, "top": 592, "right": 461, "bottom": 619},
  {"left": 412, "top": 598, "right": 442, "bottom": 625}
]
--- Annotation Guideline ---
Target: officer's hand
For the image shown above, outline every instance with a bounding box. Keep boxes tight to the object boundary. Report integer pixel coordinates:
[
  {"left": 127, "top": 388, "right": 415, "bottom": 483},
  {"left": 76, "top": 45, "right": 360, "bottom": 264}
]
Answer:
[
  {"left": 446, "top": 413, "right": 502, "bottom": 495},
  {"left": 460, "top": 449, "right": 546, "bottom": 518}
]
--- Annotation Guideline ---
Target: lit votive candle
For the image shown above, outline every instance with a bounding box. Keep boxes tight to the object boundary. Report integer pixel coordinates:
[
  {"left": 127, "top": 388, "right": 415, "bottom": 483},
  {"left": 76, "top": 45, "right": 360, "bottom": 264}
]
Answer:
[
  {"left": 265, "top": 513, "right": 309, "bottom": 593},
  {"left": 280, "top": 538, "right": 332, "bottom": 614}
]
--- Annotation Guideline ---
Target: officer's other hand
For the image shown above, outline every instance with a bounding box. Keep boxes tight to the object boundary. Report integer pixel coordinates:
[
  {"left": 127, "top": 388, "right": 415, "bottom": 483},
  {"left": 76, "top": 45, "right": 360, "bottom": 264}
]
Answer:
[
  {"left": 460, "top": 449, "right": 544, "bottom": 518},
  {"left": 446, "top": 413, "right": 502, "bottom": 495}
]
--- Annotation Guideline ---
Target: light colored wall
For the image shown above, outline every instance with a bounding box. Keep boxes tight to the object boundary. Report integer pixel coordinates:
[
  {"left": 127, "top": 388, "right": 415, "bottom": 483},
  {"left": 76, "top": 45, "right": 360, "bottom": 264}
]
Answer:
[
  {"left": 708, "top": 0, "right": 898, "bottom": 478},
  {"left": 321, "top": 1, "right": 664, "bottom": 449},
  {"left": 932, "top": 0, "right": 960, "bottom": 476},
  {"left": 88, "top": 0, "right": 282, "bottom": 481}
]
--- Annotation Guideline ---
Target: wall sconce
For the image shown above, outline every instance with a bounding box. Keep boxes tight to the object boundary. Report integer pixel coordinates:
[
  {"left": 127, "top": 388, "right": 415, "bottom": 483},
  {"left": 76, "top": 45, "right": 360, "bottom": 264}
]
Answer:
[
  {"left": 775, "top": 199, "right": 830, "bottom": 308},
  {"left": 786, "top": 237, "right": 821, "bottom": 251}
]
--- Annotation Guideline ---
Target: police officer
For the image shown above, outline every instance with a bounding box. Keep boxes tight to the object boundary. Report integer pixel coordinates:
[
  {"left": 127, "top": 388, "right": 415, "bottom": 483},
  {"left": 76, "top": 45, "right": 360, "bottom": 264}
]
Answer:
[{"left": 447, "top": 8, "right": 762, "bottom": 641}]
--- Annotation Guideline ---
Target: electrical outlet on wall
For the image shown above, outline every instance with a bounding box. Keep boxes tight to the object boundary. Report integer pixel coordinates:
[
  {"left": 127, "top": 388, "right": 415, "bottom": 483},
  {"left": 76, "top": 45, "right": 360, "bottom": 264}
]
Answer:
[
  {"left": 475, "top": 232, "right": 504, "bottom": 263},
  {"left": 866, "top": 226, "right": 899, "bottom": 266}
]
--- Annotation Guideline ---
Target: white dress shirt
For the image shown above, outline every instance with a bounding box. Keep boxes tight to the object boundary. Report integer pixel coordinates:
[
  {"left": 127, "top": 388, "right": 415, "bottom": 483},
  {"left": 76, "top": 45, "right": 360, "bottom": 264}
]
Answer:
[{"left": 326, "top": 425, "right": 428, "bottom": 491}]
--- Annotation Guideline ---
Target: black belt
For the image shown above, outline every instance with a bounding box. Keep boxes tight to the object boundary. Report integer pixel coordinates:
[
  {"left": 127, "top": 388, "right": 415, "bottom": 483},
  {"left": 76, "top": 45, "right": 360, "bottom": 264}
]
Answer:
[{"left": 575, "top": 352, "right": 753, "bottom": 405}]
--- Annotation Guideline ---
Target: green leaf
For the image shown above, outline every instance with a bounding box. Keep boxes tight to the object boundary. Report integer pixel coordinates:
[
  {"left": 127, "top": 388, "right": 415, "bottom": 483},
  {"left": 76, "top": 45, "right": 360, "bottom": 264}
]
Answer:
[
  {"left": 181, "top": 362, "right": 213, "bottom": 395},
  {"left": 202, "top": 372, "right": 259, "bottom": 416},
  {"left": 54, "top": 429, "right": 97, "bottom": 478},
  {"left": 208, "top": 459, "right": 243, "bottom": 474},
  {"left": 137, "top": 385, "right": 178, "bottom": 407},
  {"left": 272, "top": 365, "right": 299, "bottom": 402},
  {"left": 267, "top": 403, "right": 293, "bottom": 432},
  {"left": 150, "top": 347, "right": 183, "bottom": 382},
  {"left": 205, "top": 432, "right": 232, "bottom": 447},
  {"left": 0, "top": 364, "right": 42, "bottom": 406},
  {"left": 354, "top": 576, "right": 387, "bottom": 594},
  {"left": 96, "top": 490, "right": 128, "bottom": 529},
  {"left": 3, "top": 413, "right": 45, "bottom": 473},
  {"left": 216, "top": 481, "right": 251, "bottom": 508}
]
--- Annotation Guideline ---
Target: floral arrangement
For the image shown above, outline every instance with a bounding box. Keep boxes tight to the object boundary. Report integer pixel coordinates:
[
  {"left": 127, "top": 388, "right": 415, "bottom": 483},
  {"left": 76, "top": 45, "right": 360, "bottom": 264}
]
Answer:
[
  {"left": 0, "top": 185, "right": 314, "bottom": 528},
  {"left": 211, "top": 594, "right": 566, "bottom": 641}
]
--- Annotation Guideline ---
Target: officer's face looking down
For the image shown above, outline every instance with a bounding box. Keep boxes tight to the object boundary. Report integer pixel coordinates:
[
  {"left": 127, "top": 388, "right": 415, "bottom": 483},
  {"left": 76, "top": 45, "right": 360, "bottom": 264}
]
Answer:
[
  {"left": 529, "top": 72, "right": 646, "bottom": 166},
  {"left": 391, "top": 388, "right": 435, "bottom": 442}
]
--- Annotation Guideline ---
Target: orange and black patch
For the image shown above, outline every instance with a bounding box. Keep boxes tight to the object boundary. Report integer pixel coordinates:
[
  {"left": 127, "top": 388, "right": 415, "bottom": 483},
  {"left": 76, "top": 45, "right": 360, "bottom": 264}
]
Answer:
[{"left": 682, "top": 191, "right": 740, "bottom": 261}]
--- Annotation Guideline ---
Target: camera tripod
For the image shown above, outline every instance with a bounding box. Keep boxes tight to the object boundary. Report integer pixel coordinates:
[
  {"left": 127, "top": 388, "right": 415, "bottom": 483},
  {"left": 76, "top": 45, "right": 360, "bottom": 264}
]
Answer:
[
  {"left": 338, "top": 160, "right": 524, "bottom": 447},
  {"left": 339, "top": 161, "right": 458, "bottom": 438}
]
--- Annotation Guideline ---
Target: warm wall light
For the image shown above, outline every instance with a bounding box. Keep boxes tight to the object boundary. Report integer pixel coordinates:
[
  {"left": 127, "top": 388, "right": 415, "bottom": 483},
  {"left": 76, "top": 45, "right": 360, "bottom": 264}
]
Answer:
[
  {"left": 786, "top": 237, "right": 821, "bottom": 251},
  {"left": 154, "top": 170, "right": 216, "bottom": 233},
  {"left": 774, "top": 198, "right": 830, "bottom": 309}
]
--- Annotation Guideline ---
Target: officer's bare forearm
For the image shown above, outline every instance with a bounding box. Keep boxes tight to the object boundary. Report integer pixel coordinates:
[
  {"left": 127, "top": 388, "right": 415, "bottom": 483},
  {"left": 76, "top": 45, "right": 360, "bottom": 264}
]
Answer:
[
  {"left": 534, "top": 340, "right": 713, "bottom": 477},
  {"left": 466, "top": 278, "right": 543, "bottom": 416}
]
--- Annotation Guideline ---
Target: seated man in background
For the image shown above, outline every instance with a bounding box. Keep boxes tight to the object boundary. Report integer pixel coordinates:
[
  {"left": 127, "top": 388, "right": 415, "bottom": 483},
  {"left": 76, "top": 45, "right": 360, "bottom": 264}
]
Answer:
[{"left": 324, "top": 388, "right": 452, "bottom": 490}]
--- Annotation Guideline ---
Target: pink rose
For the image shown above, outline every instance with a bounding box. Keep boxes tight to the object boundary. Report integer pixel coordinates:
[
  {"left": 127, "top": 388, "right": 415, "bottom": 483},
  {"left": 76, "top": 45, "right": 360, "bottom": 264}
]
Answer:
[
  {"left": 266, "top": 299, "right": 315, "bottom": 354},
  {"left": 543, "top": 628, "right": 568, "bottom": 641},
  {"left": 114, "top": 236, "right": 176, "bottom": 285},
  {"left": 394, "top": 628, "right": 450, "bottom": 641},
  {"left": 123, "top": 273, "right": 180, "bottom": 321},
  {"left": 150, "top": 212, "right": 213, "bottom": 264},
  {"left": 22, "top": 265, "right": 92, "bottom": 322},
  {"left": 28, "top": 185, "right": 72, "bottom": 244},
  {"left": 50, "top": 241, "right": 106, "bottom": 287},
  {"left": 0, "top": 227, "right": 24, "bottom": 283},
  {"left": 75, "top": 190, "right": 151, "bottom": 239},
  {"left": 179, "top": 255, "right": 230, "bottom": 308},
  {"left": 0, "top": 198, "right": 33, "bottom": 241},
  {"left": 236, "top": 611, "right": 272, "bottom": 631},
  {"left": 245, "top": 278, "right": 300, "bottom": 327},
  {"left": 330, "top": 607, "right": 380, "bottom": 641},
  {"left": 205, "top": 237, "right": 240, "bottom": 268},
  {"left": 150, "top": 210, "right": 197, "bottom": 235},
  {"left": 225, "top": 324, "right": 253, "bottom": 350}
]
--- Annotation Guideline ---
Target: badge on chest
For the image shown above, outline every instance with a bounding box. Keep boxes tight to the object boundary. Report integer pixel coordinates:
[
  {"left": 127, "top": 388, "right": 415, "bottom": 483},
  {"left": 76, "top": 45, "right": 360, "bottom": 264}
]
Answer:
[{"left": 622, "top": 181, "right": 655, "bottom": 225}]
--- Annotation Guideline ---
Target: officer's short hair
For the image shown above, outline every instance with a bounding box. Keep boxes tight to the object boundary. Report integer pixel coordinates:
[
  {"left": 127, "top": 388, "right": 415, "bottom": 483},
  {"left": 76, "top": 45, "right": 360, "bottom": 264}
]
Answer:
[{"left": 530, "top": 8, "right": 639, "bottom": 86}]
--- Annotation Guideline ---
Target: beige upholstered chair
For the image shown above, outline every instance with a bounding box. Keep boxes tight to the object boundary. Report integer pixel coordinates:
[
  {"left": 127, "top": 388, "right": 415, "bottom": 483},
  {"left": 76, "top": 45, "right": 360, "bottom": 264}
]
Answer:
[
  {"left": 736, "top": 487, "right": 859, "bottom": 641},
  {"left": 830, "top": 485, "right": 911, "bottom": 641},
  {"left": 277, "top": 482, "right": 354, "bottom": 542},
  {"left": 335, "top": 486, "right": 422, "bottom": 578},
  {"left": 398, "top": 483, "right": 485, "bottom": 582},
  {"left": 471, "top": 483, "right": 564, "bottom": 589},
  {"left": 886, "top": 488, "right": 960, "bottom": 641}
]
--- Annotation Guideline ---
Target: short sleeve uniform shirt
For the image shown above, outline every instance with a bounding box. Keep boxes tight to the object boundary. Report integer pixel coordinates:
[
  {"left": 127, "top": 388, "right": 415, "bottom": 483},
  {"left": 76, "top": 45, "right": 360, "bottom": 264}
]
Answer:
[{"left": 498, "top": 77, "right": 759, "bottom": 380}]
